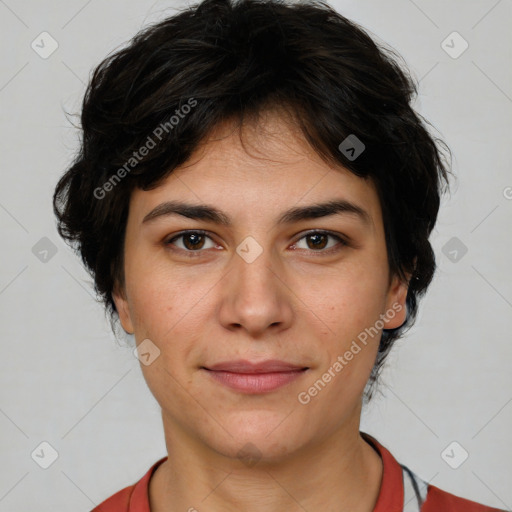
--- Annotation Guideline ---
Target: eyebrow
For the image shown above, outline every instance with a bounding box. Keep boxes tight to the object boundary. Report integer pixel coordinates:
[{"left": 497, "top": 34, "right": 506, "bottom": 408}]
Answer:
[{"left": 142, "top": 199, "right": 373, "bottom": 228}]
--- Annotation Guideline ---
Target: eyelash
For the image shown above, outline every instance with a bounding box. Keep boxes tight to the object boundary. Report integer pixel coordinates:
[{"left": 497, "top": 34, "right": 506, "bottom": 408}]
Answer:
[{"left": 164, "top": 230, "right": 349, "bottom": 257}]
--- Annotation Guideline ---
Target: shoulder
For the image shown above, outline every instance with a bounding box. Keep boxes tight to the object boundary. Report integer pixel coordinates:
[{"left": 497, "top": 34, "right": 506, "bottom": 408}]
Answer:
[
  {"left": 422, "top": 483, "right": 506, "bottom": 512},
  {"left": 363, "top": 433, "right": 505, "bottom": 512},
  {"left": 90, "top": 484, "right": 134, "bottom": 512},
  {"left": 90, "top": 456, "right": 168, "bottom": 512},
  {"left": 91, "top": 485, "right": 135, "bottom": 512}
]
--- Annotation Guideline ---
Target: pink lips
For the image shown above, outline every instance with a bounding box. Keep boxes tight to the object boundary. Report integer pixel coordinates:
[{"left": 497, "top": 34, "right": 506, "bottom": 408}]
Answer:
[{"left": 203, "top": 359, "right": 308, "bottom": 393}]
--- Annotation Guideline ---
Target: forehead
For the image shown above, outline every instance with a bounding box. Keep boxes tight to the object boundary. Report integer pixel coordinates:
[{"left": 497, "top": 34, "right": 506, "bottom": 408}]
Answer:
[{"left": 129, "top": 111, "right": 382, "bottom": 228}]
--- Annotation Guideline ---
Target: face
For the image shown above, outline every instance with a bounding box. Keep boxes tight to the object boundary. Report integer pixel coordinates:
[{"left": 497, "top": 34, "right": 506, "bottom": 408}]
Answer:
[{"left": 113, "top": 110, "right": 408, "bottom": 464}]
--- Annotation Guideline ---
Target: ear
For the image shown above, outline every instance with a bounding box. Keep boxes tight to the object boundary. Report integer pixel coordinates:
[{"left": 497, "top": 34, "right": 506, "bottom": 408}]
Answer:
[
  {"left": 112, "top": 285, "right": 134, "bottom": 334},
  {"left": 382, "top": 272, "right": 410, "bottom": 329}
]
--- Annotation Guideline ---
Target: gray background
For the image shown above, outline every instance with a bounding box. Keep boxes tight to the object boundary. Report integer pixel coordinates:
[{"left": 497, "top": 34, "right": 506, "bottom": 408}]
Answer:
[{"left": 0, "top": 0, "right": 511, "bottom": 510}]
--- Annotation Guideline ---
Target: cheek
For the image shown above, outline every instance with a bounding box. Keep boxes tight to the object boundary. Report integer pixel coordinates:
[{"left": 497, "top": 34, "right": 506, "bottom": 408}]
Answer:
[
  {"left": 125, "top": 257, "right": 207, "bottom": 335},
  {"left": 128, "top": 283, "right": 174, "bottom": 338},
  {"left": 125, "top": 261, "right": 221, "bottom": 377},
  {"left": 304, "top": 264, "right": 388, "bottom": 397},
  {"left": 310, "top": 266, "right": 388, "bottom": 340}
]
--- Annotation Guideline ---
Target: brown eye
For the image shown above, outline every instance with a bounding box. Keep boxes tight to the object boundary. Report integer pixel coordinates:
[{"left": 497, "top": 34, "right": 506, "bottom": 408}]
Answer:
[
  {"left": 305, "top": 233, "right": 328, "bottom": 250},
  {"left": 182, "top": 233, "right": 206, "bottom": 250},
  {"left": 293, "top": 231, "right": 348, "bottom": 253},
  {"left": 166, "top": 231, "right": 216, "bottom": 252}
]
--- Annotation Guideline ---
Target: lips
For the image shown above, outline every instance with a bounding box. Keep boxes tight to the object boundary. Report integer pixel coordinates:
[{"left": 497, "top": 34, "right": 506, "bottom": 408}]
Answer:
[
  {"left": 204, "top": 359, "right": 308, "bottom": 373},
  {"left": 202, "top": 359, "right": 309, "bottom": 393}
]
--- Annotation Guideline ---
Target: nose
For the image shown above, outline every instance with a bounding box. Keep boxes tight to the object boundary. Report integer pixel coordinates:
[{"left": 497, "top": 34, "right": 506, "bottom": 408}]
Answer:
[{"left": 217, "top": 244, "right": 294, "bottom": 338}]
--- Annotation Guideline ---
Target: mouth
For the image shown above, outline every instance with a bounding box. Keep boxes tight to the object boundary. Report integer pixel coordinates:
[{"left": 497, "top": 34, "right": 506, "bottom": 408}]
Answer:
[{"left": 201, "top": 359, "right": 309, "bottom": 394}]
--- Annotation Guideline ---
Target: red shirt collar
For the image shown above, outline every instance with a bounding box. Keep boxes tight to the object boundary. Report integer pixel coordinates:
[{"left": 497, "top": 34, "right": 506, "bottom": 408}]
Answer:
[
  {"left": 361, "top": 432, "right": 405, "bottom": 512},
  {"left": 128, "top": 432, "right": 404, "bottom": 511}
]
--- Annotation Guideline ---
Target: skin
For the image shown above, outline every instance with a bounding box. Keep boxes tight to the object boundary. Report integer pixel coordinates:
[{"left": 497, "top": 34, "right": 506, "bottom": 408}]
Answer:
[{"left": 113, "top": 108, "right": 409, "bottom": 512}]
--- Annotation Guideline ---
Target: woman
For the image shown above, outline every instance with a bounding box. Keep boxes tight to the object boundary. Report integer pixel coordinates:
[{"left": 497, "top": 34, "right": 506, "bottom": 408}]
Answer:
[{"left": 53, "top": 0, "right": 504, "bottom": 510}]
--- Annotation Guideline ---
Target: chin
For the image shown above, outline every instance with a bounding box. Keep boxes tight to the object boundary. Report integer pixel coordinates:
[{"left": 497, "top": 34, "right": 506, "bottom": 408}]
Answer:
[
  {"left": 204, "top": 411, "right": 307, "bottom": 466},
  {"left": 216, "top": 436, "right": 299, "bottom": 467}
]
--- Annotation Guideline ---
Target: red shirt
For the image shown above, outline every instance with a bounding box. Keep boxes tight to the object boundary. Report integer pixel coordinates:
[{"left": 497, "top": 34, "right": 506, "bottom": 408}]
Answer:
[{"left": 91, "top": 434, "right": 504, "bottom": 511}]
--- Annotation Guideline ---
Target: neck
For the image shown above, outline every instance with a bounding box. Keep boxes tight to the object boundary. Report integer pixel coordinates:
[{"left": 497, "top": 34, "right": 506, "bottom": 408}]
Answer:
[{"left": 149, "top": 416, "right": 383, "bottom": 512}]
